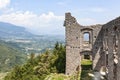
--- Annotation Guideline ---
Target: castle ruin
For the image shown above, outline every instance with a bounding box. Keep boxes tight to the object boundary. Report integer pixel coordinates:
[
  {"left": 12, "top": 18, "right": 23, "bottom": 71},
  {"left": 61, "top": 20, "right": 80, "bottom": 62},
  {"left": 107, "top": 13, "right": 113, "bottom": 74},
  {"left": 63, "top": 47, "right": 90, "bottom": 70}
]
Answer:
[{"left": 64, "top": 13, "right": 120, "bottom": 80}]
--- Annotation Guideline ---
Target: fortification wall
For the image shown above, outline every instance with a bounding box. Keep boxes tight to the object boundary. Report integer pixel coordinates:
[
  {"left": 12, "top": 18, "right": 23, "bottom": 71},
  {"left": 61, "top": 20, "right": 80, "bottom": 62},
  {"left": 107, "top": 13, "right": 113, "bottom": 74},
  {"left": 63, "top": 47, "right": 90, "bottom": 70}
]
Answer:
[{"left": 64, "top": 13, "right": 120, "bottom": 80}]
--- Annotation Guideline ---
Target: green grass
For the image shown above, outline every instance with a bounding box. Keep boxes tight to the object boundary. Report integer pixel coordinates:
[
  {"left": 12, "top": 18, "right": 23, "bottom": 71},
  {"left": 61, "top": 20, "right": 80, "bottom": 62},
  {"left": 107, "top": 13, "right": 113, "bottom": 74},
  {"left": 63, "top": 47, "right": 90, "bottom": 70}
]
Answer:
[
  {"left": 45, "top": 73, "right": 80, "bottom": 80},
  {"left": 80, "top": 59, "right": 93, "bottom": 80},
  {"left": 81, "top": 59, "right": 92, "bottom": 65},
  {"left": 81, "top": 59, "right": 92, "bottom": 70},
  {"left": 44, "top": 73, "right": 68, "bottom": 80},
  {"left": 80, "top": 70, "right": 93, "bottom": 80}
]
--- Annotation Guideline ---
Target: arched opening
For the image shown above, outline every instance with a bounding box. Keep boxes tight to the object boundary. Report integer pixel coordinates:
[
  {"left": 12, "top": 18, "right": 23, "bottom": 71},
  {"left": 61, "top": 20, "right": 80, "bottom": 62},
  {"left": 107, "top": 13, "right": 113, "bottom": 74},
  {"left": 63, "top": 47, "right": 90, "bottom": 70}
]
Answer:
[{"left": 84, "top": 54, "right": 90, "bottom": 60}]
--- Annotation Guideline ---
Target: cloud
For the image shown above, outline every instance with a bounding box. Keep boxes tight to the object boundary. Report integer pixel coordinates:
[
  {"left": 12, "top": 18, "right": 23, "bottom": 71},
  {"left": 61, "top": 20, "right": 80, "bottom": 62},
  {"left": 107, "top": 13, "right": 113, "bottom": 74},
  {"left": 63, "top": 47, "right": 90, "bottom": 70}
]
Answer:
[
  {"left": 0, "top": 11, "right": 65, "bottom": 35},
  {"left": 0, "top": 0, "right": 10, "bottom": 9},
  {"left": 78, "top": 18, "right": 98, "bottom": 25}
]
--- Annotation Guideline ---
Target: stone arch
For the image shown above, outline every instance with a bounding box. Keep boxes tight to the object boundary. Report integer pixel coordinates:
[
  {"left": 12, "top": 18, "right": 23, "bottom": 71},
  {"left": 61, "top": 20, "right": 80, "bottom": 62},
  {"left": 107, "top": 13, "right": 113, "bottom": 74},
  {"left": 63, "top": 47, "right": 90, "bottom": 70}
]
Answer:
[{"left": 80, "top": 51, "right": 92, "bottom": 60}]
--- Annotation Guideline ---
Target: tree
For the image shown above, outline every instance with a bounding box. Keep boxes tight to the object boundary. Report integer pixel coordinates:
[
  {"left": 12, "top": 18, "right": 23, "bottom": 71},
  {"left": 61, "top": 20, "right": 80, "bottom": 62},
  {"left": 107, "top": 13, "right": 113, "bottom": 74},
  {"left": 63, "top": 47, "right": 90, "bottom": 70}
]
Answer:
[
  {"left": 53, "top": 43, "right": 66, "bottom": 73},
  {"left": 5, "top": 42, "right": 66, "bottom": 80}
]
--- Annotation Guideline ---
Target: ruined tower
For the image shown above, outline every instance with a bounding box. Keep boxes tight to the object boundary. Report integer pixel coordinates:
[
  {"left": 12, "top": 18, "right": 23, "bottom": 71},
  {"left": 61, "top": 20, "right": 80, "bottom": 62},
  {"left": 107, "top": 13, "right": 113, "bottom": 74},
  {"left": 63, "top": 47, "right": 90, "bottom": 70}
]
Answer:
[{"left": 64, "top": 12, "right": 120, "bottom": 80}]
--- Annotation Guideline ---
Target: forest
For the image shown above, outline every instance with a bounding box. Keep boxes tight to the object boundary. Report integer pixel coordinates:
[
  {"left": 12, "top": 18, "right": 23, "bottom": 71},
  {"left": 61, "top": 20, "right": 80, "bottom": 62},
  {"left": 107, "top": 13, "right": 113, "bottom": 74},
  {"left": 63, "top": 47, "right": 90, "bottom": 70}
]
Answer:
[{"left": 4, "top": 42, "right": 66, "bottom": 80}]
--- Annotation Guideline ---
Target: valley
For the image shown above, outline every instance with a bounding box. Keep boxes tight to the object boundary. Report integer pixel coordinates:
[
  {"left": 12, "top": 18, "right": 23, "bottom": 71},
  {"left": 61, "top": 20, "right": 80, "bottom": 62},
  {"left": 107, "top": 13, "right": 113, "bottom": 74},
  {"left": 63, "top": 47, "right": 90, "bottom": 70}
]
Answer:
[
  {"left": 0, "top": 22, "right": 65, "bottom": 80},
  {"left": 1, "top": 35, "right": 64, "bottom": 54},
  {"left": 0, "top": 22, "right": 65, "bottom": 54}
]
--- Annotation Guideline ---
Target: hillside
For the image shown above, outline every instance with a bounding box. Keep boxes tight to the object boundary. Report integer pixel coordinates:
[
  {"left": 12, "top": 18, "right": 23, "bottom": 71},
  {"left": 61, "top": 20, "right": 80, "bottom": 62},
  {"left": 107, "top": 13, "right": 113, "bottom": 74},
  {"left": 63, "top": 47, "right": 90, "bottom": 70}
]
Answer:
[
  {"left": 0, "top": 22, "right": 34, "bottom": 38},
  {"left": 0, "top": 22, "right": 65, "bottom": 54},
  {"left": 4, "top": 43, "right": 66, "bottom": 80},
  {"left": 0, "top": 40, "right": 27, "bottom": 72}
]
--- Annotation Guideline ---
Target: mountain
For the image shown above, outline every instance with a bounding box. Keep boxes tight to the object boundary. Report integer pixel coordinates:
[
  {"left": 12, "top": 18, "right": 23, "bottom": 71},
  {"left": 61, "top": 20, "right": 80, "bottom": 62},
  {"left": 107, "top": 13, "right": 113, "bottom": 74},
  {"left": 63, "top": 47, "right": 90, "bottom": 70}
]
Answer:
[
  {"left": 0, "top": 40, "right": 27, "bottom": 72},
  {"left": 0, "top": 22, "right": 34, "bottom": 38},
  {"left": 0, "top": 22, "right": 65, "bottom": 54}
]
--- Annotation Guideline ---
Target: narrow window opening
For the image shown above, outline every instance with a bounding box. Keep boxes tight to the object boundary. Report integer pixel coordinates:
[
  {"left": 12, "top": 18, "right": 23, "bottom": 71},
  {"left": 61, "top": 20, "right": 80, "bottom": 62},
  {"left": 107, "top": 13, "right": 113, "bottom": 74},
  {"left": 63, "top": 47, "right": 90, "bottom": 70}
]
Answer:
[{"left": 83, "top": 32, "right": 90, "bottom": 42}]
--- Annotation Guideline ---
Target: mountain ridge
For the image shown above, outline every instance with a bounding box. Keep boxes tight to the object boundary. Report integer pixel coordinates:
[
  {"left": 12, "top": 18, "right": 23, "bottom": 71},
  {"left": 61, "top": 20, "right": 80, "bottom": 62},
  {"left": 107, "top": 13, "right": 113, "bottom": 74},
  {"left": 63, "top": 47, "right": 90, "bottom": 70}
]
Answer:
[{"left": 0, "top": 22, "right": 34, "bottom": 38}]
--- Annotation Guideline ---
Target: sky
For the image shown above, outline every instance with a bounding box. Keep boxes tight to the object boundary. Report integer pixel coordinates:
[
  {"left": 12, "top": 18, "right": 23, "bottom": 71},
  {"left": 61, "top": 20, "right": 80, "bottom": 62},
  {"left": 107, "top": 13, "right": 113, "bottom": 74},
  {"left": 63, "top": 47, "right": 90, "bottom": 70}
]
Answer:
[{"left": 0, "top": 0, "right": 120, "bottom": 35}]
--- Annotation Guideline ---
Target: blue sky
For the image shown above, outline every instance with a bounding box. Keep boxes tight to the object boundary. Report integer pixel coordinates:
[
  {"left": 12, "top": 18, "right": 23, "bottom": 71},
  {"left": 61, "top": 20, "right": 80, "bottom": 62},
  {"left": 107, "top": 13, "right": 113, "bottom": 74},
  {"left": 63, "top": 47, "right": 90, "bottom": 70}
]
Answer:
[{"left": 0, "top": 0, "right": 120, "bottom": 35}]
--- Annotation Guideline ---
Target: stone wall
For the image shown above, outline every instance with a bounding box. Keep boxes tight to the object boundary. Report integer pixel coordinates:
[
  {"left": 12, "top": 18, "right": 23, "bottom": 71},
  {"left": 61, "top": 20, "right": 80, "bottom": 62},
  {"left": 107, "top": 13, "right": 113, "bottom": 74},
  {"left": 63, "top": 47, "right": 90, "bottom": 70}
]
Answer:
[
  {"left": 102, "top": 17, "right": 120, "bottom": 80},
  {"left": 64, "top": 13, "right": 103, "bottom": 75},
  {"left": 64, "top": 12, "right": 120, "bottom": 80},
  {"left": 64, "top": 13, "right": 81, "bottom": 75}
]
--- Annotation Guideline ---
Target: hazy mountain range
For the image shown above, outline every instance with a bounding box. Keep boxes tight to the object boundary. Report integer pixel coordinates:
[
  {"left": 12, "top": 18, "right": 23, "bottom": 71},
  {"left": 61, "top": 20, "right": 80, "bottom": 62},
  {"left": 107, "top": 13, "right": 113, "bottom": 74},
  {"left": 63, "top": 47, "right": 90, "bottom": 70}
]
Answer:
[
  {"left": 0, "top": 22, "right": 35, "bottom": 38},
  {"left": 0, "top": 22, "right": 65, "bottom": 54},
  {"left": 0, "top": 22, "right": 65, "bottom": 72},
  {"left": 0, "top": 22, "right": 65, "bottom": 39}
]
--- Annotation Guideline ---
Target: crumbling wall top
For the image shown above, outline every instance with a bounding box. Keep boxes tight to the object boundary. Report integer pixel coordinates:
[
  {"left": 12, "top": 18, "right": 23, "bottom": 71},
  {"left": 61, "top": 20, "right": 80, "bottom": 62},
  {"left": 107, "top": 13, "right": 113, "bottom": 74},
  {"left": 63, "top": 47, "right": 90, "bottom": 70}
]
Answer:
[{"left": 64, "top": 12, "right": 77, "bottom": 26}]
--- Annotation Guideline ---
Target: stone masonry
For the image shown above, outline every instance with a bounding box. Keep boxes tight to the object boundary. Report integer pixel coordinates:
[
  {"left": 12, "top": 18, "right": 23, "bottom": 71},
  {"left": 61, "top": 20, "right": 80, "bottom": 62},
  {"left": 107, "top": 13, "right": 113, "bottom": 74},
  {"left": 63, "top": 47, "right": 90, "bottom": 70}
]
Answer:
[{"left": 64, "top": 12, "right": 120, "bottom": 80}]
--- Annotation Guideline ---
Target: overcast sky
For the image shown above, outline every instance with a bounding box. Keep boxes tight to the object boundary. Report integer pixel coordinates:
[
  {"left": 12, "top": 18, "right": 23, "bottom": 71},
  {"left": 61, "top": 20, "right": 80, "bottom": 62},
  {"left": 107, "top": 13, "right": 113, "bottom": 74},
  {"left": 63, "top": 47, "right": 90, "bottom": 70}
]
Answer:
[{"left": 0, "top": 0, "right": 120, "bottom": 35}]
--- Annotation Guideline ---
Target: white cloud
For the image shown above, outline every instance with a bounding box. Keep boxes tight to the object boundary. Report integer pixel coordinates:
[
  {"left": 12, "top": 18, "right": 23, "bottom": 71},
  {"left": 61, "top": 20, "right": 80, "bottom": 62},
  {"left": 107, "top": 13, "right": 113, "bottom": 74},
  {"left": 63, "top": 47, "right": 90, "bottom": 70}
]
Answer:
[
  {"left": 0, "top": 0, "right": 10, "bottom": 9},
  {"left": 78, "top": 18, "right": 98, "bottom": 25},
  {"left": 0, "top": 11, "right": 65, "bottom": 35}
]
